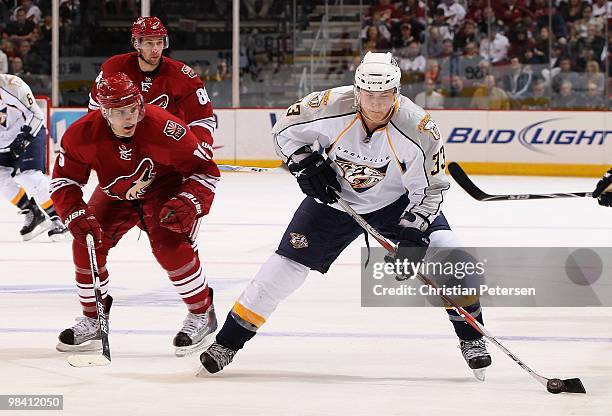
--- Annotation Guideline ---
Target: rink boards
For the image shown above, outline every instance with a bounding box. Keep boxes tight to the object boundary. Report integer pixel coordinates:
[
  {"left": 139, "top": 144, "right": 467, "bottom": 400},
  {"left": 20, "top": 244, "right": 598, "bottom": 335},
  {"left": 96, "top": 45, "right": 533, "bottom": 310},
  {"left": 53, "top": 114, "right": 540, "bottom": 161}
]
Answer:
[{"left": 49, "top": 107, "right": 611, "bottom": 177}]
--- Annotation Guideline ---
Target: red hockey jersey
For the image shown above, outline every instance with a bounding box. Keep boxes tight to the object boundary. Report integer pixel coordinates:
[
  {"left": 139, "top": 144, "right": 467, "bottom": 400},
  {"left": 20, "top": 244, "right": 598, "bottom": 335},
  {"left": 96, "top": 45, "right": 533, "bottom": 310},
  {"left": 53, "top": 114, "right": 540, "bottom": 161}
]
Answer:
[
  {"left": 89, "top": 52, "right": 215, "bottom": 147},
  {"left": 50, "top": 104, "right": 220, "bottom": 221}
]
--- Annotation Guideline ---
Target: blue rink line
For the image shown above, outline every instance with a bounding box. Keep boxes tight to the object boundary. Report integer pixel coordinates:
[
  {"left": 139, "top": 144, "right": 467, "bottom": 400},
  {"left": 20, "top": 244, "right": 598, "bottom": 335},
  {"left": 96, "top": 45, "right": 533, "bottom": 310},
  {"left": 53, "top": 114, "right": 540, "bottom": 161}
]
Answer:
[
  {"left": 1, "top": 327, "right": 611, "bottom": 344},
  {"left": 203, "top": 223, "right": 612, "bottom": 231},
  {"left": 1, "top": 220, "right": 612, "bottom": 230},
  {"left": 0, "top": 279, "right": 248, "bottom": 297}
]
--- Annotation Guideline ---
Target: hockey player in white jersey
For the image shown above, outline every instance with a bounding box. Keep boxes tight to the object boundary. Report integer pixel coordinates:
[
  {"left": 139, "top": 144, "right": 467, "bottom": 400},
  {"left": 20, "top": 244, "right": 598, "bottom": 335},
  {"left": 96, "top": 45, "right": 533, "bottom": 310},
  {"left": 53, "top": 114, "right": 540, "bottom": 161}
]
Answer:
[
  {"left": 0, "top": 74, "right": 69, "bottom": 240},
  {"left": 200, "top": 52, "right": 491, "bottom": 379},
  {"left": 593, "top": 168, "right": 612, "bottom": 207}
]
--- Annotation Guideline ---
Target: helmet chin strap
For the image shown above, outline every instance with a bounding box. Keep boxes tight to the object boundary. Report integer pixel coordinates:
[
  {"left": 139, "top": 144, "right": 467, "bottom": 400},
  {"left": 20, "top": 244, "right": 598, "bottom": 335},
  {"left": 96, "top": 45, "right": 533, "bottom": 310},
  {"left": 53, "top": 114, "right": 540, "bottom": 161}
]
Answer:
[
  {"left": 354, "top": 86, "right": 398, "bottom": 127},
  {"left": 134, "top": 38, "right": 160, "bottom": 68},
  {"left": 137, "top": 51, "right": 158, "bottom": 68},
  {"left": 357, "top": 101, "right": 395, "bottom": 126},
  {"left": 109, "top": 121, "right": 134, "bottom": 139},
  {"left": 102, "top": 113, "right": 135, "bottom": 139}
]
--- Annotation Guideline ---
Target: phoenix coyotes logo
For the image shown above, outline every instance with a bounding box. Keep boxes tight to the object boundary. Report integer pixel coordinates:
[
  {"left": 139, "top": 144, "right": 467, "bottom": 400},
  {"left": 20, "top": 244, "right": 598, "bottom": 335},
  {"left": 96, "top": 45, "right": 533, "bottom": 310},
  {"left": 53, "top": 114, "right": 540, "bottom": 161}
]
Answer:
[
  {"left": 335, "top": 156, "right": 389, "bottom": 193},
  {"left": 149, "top": 94, "right": 169, "bottom": 109},
  {"left": 101, "top": 158, "right": 156, "bottom": 200}
]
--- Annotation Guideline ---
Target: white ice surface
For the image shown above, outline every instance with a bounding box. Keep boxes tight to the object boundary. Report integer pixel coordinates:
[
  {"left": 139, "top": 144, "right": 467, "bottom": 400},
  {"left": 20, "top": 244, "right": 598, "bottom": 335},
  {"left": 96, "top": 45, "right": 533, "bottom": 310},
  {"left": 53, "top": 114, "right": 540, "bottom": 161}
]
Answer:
[{"left": 1, "top": 172, "right": 611, "bottom": 415}]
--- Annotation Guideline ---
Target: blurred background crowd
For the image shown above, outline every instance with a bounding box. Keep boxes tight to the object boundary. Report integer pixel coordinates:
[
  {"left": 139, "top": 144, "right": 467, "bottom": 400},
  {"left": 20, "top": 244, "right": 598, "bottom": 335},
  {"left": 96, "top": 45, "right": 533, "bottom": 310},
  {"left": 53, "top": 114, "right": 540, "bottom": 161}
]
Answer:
[
  {"left": 1, "top": 0, "right": 609, "bottom": 109},
  {"left": 360, "top": 0, "right": 610, "bottom": 109}
]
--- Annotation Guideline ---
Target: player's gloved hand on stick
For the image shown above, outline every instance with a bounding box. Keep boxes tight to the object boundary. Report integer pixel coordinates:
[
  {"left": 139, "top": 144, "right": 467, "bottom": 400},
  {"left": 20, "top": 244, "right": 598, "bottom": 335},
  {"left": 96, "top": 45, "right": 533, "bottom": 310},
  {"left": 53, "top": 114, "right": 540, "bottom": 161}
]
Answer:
[
  {"left": 392, "top": 212, "right": 430, "bottom": 280},
  {"left": 593, "top": 168, "right": 612, "bottom": 207},
  {"left": 159, "top": 191, "right": 208, "bottom": 234},
  {"left": 287, "top": 151, "right": 341, "bottom": 204},
  {"left": 65, "top": 208, "right": 102, "bottom": 248},
  {"left": 9, "top": 125, "right": 34, "bottom": 161},
  {"left": 8, "top": 125, "right": 34, "bottom": 176}
]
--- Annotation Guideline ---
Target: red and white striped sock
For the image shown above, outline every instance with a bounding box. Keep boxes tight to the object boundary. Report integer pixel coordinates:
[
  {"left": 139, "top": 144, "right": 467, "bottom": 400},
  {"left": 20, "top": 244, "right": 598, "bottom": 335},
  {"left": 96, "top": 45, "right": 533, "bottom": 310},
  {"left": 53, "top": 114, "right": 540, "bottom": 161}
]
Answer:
[
  {"left": 75, "top": 263, "right": 109, "bottom": 318},
  {"left": 167, "top": 255, "right": 211, "bottom": 314}
]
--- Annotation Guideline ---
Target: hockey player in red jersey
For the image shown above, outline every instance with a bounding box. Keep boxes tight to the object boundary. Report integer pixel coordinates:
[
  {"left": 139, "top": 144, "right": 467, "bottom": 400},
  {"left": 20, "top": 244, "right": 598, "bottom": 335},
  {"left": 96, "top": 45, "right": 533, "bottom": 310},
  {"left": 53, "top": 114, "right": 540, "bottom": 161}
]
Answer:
[
  {"left": 52, "top": 73, "right": 220, "bottom": 357},
  {"left": 88, "top": 16, "right": 215, "bottom": 151}
]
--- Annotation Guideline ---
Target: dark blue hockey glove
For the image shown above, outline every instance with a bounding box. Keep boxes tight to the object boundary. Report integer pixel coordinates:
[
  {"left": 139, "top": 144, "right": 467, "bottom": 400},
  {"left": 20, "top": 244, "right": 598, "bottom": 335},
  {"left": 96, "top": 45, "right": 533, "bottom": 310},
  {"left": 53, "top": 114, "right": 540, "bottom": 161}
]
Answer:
[
  {"left": 9, "top": 125, "right": 34, "bottom": 161},
  {"left": 8, "top": 126, "right": 34, "bottom": 176},
  {"left": 288, "top": 152, "right": 341, "bottom": 204},
  {"left": 593, "top": 168, "right": 612, "bottom": 207},
  {"left": 392, "top": 212, "right": 430, "bottom": 281}
]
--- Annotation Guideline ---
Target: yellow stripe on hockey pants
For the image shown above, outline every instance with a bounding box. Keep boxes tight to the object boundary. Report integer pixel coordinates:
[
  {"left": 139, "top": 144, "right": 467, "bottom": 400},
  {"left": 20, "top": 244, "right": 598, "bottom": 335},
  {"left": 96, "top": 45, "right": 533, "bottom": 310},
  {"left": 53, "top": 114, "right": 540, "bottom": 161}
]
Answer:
[{"left": 234, "top": 253, "right": 309, "bottom": 328}]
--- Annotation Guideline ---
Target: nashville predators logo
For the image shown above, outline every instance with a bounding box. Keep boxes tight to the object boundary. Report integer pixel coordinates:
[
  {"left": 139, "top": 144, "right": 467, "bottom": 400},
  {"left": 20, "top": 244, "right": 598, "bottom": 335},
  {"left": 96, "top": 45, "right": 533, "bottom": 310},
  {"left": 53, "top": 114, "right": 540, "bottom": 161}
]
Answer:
[
  {"left": 335, "top": 156, "right": 389, "bottom": 193},
  {"left": 101, "top": 158, "right": 156, "bottom": 200},
  {"left": 289, "top": 232, "right": 308, "bottom": 249},
  {"left": 0, "top": 108, "right": 7, "bottom": 127}
]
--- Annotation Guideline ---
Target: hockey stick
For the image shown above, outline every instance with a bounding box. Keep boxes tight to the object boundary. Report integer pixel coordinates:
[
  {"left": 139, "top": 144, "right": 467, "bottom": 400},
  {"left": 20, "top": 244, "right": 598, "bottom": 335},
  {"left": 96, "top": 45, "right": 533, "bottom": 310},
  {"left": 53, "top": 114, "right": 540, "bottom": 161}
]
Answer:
[
  {"left": 217, "top": 164, "right": 286, "bottom": 173},
  {"left": 335, "top": 196, "right": 586, "bottom": 394},
  {"left": 447, "top": 162, "right": 592, "bottom": 201},
  {"left": 67, "top": 234, "right": 111, "bottom": 367}
]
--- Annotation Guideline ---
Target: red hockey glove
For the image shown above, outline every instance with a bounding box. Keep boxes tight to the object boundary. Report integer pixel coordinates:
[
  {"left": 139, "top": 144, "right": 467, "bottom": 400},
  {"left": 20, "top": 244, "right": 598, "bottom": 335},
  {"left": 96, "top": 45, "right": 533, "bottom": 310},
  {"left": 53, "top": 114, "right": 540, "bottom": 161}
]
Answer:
[
  {"left": 65, "top": 208, "right": 102, "bottom": 248},
  {"left": 159, "top": 191, "right": 206, "bottom": 234}
]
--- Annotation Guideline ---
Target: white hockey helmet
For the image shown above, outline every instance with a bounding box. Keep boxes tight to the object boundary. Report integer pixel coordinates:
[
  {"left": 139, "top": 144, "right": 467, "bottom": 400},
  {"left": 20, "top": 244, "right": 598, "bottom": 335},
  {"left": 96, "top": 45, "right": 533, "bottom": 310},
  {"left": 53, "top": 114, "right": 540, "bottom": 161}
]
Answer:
[{"left": 354, "top": 52, "right": 401, "bottom": 93}]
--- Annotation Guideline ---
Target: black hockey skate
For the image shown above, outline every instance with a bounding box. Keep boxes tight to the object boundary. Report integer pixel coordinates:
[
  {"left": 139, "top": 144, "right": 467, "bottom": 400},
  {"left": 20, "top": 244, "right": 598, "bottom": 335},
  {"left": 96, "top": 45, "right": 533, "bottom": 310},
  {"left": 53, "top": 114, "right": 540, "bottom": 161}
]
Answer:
[
  {"left": 174, "top": 289, "right": 217, "bottom": 357},
  {"left": 460, "top": 337, "right": 492, "bottom": 381},
  {"left": 47, "top": 216, "right": 72, "bottom": 242},
  {"left": 56, "top": 295, "right": 113, "bottom": 352},
  {"left": 199, "top": 342, "right": 237, "bottom": 374},
  {"left": 19, "top": 198, "right": 50, "bottom": 241}
]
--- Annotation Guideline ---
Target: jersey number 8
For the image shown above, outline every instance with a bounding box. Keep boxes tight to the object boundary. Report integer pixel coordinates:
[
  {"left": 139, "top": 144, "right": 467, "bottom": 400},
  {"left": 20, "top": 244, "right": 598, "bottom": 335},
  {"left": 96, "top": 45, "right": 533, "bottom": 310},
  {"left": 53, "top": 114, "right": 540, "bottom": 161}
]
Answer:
[{"left": 196, "top": 88, "right": 210, "bottom": 105}]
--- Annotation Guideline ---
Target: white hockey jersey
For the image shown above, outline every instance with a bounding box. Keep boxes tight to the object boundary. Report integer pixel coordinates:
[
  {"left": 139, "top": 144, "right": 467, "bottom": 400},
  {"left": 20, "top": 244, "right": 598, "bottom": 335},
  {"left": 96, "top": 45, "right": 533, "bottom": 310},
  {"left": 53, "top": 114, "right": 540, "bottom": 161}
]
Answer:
[
  {"left": 0, "top": 74, "right": 44, "bottom": 150},
  {"left": 272, "top": 86, "right": 450, "bottom": 220}
]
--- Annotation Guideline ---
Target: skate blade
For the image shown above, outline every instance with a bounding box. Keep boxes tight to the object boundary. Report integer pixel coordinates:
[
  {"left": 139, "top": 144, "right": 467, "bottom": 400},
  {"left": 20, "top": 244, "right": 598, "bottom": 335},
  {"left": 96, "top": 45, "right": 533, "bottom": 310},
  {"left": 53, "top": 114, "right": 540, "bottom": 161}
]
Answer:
[
  {"left": 473, "top": 368, "right": 486, "bottom": 382},
  {"left": 67, "top": 354, "right": 110, "bottom": 367},
  {"left": 49, "top": 230, "right": 73, "bottom": 242},
  {"left": 56, "top": 339, "right": 102, "bottom": 353},
  {"left": 195, "top": 367, "right": 214, "bottom": 377},
  {"left": 175, "top": 333, "right": 216, "bottom": 358},
  {"left": 22, "top": 220, "right": 52, "bottom": 241}
]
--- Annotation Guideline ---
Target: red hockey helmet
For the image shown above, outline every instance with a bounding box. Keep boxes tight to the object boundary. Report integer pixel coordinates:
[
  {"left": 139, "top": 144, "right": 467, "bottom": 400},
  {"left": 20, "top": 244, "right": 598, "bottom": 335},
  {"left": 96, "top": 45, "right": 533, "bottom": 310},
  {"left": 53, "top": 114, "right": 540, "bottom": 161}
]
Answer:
[
  {"left": 131, "top": 16, "right": 169, "bottom": 49},
  {"left": 97, "top": 72, "right": 142, "bottom": 109},
  {"left": 97, "top": 72, "right": 145, "bottom": 122}
]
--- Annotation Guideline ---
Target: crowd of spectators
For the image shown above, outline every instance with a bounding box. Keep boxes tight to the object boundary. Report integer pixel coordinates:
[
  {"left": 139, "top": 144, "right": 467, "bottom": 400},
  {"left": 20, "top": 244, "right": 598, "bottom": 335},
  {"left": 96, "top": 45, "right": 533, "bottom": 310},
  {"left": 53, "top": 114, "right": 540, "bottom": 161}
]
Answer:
[
  {"left": 361, "top": 0, "right": 611, "bottom": 109},
  {"left": 1, "top": 0, "right": 609, "bottom": 110},
  {"left": 0, "top": 0, "right": 295, "bottom": 103},
  {"left": 0, "top": 0, "right": 50, "bottom": 77}
]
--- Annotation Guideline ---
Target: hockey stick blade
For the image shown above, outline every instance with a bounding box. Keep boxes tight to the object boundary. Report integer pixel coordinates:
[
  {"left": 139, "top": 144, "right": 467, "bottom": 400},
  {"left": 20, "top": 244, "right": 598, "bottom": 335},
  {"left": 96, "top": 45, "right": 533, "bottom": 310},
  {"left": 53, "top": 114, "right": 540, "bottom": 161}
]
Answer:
[
  {"left": 217, "top": 164, "right": 287, "bottom": 173},
  {"left": 447, "top": 162, "right": 491, "bottom": 200},
  {"left": 67, "top": 354, "right": 111, "bottom": 367},
  {"left": 447, "top": 162, "right": 592, "bottom": 201},
  {"left": 561, "top": 378, "right": 587, "bottom": 394},
  {"left": 546, "top": 377, "right": 586, "bottom": 394}
]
